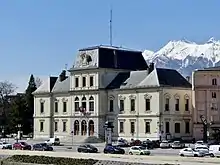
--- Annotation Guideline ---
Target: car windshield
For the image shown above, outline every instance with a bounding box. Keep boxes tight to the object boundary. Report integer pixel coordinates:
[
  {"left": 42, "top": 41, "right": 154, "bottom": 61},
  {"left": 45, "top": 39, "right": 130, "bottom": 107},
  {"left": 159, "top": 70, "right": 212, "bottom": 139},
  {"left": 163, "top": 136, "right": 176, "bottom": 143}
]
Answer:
[
  {"left": 196, "top": 147, "right": 208, "bottom": 150},
  {"left": 139, "top": 146, "right": 146, "bottom": 150},
  {"left": 3, "top": 142, "right": 8, "bottom": 144},
  {"left": 55, "top": 138, "right": 59, "bottom": 141},
  {"left": 40, "top": 143, "right": 47, "bottom": 146},
  {"left": 20, "top": 142, "right": 27, "bottom": 145},
  {"left": 86, "top": 145, "right": 94, "bottom": 148}
]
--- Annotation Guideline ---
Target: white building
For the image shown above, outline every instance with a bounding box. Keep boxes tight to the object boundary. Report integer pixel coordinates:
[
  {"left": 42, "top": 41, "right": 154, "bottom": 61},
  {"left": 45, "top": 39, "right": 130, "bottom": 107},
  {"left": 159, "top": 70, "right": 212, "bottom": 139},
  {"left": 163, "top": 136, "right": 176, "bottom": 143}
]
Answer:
[{"left": 33, "top": 45, "right": 193, "bottom": 142}]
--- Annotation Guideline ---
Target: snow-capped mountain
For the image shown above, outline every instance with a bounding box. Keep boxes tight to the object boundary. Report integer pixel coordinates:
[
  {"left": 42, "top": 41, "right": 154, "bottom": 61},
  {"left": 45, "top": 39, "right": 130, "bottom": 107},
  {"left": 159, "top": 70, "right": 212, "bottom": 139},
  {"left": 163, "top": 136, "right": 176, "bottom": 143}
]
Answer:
[{"left": 143, "top": 37, "right": 220, "bottom": 76}]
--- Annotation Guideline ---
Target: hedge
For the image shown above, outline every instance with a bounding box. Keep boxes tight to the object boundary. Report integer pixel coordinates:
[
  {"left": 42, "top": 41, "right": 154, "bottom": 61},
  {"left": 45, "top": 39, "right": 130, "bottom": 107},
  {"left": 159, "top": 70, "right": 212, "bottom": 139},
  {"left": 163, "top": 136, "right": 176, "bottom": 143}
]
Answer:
[{"left": 5, "top": 155, "right": 98, "bottom": 165}]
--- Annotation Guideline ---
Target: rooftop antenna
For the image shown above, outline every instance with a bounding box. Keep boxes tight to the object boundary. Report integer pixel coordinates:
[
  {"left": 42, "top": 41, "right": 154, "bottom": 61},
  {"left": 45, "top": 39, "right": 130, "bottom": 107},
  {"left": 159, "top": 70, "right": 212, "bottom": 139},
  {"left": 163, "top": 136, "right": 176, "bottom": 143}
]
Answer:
[{"left": 109, "top": 6, "right": 113, "bottom": 46}]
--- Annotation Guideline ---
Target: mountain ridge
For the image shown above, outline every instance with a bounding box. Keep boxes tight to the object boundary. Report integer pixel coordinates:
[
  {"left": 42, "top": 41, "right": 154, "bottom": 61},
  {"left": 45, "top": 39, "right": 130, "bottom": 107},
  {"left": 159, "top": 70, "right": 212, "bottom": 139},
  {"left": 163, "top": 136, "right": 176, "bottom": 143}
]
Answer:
[{"left": 143, "top": 37, "right": 220, "bottom": 76}]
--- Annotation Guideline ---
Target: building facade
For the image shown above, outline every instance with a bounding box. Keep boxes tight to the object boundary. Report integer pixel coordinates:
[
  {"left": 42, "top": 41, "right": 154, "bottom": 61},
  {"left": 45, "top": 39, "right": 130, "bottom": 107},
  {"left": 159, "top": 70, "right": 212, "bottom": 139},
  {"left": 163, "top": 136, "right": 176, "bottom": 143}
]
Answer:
[
  {"left": 192, "top": 67, "right": 220, "bottom": 140},
  {"left": 33, "top": 45, "right": 193, "bottom": 142}
]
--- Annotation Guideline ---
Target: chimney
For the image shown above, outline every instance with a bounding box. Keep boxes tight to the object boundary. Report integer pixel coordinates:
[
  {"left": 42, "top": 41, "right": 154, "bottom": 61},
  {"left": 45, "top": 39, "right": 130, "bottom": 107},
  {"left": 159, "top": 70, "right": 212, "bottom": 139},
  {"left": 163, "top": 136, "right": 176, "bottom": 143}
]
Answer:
[
  {"left": 149, "top": 63, "right": 154, "bottom": 73},
  {"left": 59, "top": 70, "right": 66, "bottom": 82},
  {"left": 186, "top": 76, "right": 191, "bottom": 82}
]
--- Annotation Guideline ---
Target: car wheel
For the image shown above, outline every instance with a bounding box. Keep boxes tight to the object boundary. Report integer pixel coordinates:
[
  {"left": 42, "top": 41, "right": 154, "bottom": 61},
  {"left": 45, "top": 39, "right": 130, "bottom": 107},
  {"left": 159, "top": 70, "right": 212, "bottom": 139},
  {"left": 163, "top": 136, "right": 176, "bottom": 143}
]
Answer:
[
  {"left": 103, "top": 150, "right": 107, "bottom": 154},
  {"left": 77, "top": 149, "right": 81, "bottom": 153},
  {"left": 140, "top": 152, "right": 144, "bottom": 155},
  {"left": 210, "top": 153, "right": 214, "bottom": 157},
  {"left": 180, "top": 154, "right": 184, "bottom": 157},
  {"left": 129, "top": 152, "right": 133, "bottom": 155},
  {"left": 194, "top": 154, "right": 198, "bottom": 157}
]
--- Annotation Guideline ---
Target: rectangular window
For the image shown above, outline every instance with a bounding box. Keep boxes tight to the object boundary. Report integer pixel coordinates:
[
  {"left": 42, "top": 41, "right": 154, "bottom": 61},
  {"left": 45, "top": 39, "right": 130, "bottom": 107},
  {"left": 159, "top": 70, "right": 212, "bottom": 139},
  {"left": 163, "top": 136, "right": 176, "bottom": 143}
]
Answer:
[
  {"left": 40, "top": 102, "right": 44, "bottom": 113},
  {"left": 63, "top": 121, "right": 67, "bottom": 132},
  {"left": 109, "top": 100, "right": 114, "bottom": 112},
  {"left": 54, "top": 102, "right": 58, "bottom": 113},
  {"left": 175, "top": 123, "right": 180, "bottom": 133},
  {"left": 130, "top": 122, "right": 135, "bottom": 134},
  {"left": 212, "top": 79, "right": 217, "bottom": 85},
  {"left": 185, "top": 99, "right": 189, "bottom": 111},
  {"left": 130, "top": 99, "right": 135, "bottom": 111},
  {"left": 89, "top": 76, "right": 94, "bottom": 87},
  {"left": 175, "top": 99, "right": 179, "bottom": 111},
  {"left": 82, "top": 77, "right": 86, "bottom": 87},
  {"left": 145, "top": 122, "right": 151, "bottom": 133},
  {"left": 75, "top": 77, "right": 79, "bottom": 87},
  {"left": 185, "top": 121, "right": 190, "bottom": 133},
  {"left": 165, "top": 122, "right": 169, "bottom": 133},
  {"left": 212, "top": 92, "right": 217, "bottom": 98},
  {"left": 89, "top": 101, "right": 94, "bottom": 111},
  {"left": 40, "top": 121, "right": 44, "bottom": 132},
  {"left": 165, "top": 98, "right": 169, "bottom": 111},
  {"left": 119, "top": 122, "right": 124, "bottom": 133},
  {"left": 54, "top": 122, "right": 58, "bottom": 132},
  {"left": 63, "top": 102, "right": 67, "bottom": 113},
  {"left": 75, "top": 102, "right": 79, "bottom": 112},
  {"left": 119, "top": 100, "right": 124, "bottom": 111},
  {"left": 145, "top": 99, "right": 150, "bottom": 111}
]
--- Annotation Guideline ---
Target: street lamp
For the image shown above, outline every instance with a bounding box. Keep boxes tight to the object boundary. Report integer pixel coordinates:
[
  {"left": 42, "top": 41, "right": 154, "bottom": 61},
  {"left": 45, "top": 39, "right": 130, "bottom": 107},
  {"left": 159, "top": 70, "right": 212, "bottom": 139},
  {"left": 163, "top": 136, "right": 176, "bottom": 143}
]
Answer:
[{"left": 200, "top": 115, "right": 208, "bottom": 143}]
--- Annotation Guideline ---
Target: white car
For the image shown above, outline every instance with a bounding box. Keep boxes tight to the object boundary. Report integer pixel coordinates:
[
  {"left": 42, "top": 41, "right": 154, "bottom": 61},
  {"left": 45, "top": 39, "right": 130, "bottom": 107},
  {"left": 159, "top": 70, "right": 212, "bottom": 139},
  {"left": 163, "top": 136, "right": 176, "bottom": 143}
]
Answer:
[
  {"left": 45, "top": 138, "right": 60, "bottom": 146},
  {"left": 195, "top": 146, "right": 209, "bottom": 156},
  {"left": 179, "top": 148, "right": 204, "bottom": 157},
  {"left": 0, "top": 141, "right": 12, "bottom": 149},
  {"left": 195, "top": 141, "right": 207, "bottom": 148},
  {"left": 160, "top": 140, "right": 170, "bottom": 148},
  {"left": 209, "top": 145, "right": 220, "bottom": 157},
  {"left": 128, "top": 146, "right": 151, "bottom": 155}
]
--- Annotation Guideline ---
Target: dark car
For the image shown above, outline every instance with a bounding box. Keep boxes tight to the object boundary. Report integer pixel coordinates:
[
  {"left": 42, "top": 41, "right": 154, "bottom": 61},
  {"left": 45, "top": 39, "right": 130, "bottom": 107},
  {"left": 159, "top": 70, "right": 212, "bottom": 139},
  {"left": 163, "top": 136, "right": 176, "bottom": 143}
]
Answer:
[
  {"left": 33, "top": 143, "right": 53, "bottom": 151},
  {"left": 130, "top": 140, "right": 142, "bottom": 146},
  {"left": 77, "top": 144, "right": 98, "bottom": 153},
  {"left": 142, "top": 140, "right": 154, "bottom": 149},
  {"left": 117, "top": 139, "right": 130, "bottom": 147},
  {"left": 13, "top": 142, "right": 31, "bottom": 150},
  {"left": 103, "top": 145, "right": 125, "bottom": 154}
]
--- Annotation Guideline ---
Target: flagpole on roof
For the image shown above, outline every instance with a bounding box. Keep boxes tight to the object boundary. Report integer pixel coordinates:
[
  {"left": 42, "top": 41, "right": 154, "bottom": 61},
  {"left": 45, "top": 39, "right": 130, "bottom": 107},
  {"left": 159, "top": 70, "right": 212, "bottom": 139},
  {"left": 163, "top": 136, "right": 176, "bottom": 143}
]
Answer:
[{"left": 109, "top": 6, "right": 113, "bottom": 46}]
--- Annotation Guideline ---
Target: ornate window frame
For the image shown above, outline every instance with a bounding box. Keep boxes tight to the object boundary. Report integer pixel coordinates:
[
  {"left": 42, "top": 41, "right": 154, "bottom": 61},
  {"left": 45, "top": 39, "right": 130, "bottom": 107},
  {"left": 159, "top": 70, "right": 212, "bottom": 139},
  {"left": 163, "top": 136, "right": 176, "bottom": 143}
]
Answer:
[
  {"left": 144, "top": 93, "right": 152, "bottom": 99},
  {"left": 62, "top": 98, "right": 68, "bottom": 102},
  {"left": 129, "top": 94, "right": 136, "bottom": 100},
  {"left": 118, "top": 95, "right": 126, "bottom": 100},
  {"left": 174, "top": 93, "right": 180, "bottom": 99},
  {"left": 39, "top": 99, "right": 45, "bottom": 103},
  {"left": 184, "top": 94, "right": 190, "bottom": 100}
]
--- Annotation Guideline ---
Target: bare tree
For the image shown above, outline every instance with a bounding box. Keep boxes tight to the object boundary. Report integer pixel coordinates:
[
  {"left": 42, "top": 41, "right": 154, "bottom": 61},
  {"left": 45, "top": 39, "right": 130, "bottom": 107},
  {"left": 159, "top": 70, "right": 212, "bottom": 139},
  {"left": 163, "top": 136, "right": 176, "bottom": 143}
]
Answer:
[
  {"left": 0, "top": 81, "right": 17, "bottom": 126},
  {"left": 35, "top": 77, "right": 42, "bottom": 88}
]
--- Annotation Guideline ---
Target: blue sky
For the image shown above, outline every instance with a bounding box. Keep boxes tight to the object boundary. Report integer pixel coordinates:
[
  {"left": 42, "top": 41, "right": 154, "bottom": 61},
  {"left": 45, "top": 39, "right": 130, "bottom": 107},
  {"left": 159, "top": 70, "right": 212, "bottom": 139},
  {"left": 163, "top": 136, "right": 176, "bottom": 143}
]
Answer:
[{"left": 0, "top": 0, "right": 220, "bottom": 92}]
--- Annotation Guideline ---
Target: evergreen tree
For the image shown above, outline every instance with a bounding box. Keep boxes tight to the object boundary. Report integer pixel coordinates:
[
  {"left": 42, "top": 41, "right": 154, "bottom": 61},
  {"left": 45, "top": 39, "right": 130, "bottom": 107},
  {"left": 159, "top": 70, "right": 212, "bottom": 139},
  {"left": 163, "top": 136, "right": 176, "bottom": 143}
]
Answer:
[{"left": 24, "top": 74, "right": 37, "bottom": 134}]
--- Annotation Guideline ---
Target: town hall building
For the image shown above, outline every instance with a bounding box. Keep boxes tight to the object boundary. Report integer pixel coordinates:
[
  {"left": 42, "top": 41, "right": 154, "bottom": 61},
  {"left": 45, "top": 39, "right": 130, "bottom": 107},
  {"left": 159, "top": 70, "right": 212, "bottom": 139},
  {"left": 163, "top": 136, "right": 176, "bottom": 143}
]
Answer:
[{"left": 33, "top": 45, "right": 193, "bottom": 142}]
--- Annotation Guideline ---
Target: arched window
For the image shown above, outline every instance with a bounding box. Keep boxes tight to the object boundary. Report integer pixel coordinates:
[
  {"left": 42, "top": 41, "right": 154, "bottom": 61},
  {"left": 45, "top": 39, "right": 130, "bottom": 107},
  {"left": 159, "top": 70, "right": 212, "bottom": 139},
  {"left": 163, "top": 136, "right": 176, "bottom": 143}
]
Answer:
[
  {"left": 82, "top": 97, "right": 87, "bottom": 109},
  {"left": 74, "top": 120, "right": 79, "bottom": 135},
  {"left": 89, "top": 96, "right": 94, "bottom": 111},
  {"left": 88, "top": 120, "right": 94, "bottom": 136},
  {"left": 74, "top": 97, "right": 79, "bottom": 112},
  {"left": 81, "top": 120, "right": 87, "bottom": 136}
]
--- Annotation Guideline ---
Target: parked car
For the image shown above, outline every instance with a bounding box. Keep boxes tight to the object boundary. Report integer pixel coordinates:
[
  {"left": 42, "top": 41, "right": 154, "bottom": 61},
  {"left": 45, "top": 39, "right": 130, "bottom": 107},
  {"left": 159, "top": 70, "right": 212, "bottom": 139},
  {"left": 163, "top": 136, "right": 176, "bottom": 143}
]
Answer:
[
  {"left": 128, "top": 146, "right": 151, "bottom": 155},
  {"left": 209, "top": 145, "right": 220, "bottom": 157},
  {"left": 160, "top": 140, "right": 170, "bottom": 148},
  {"left": 142, "top": 140, "right": 154, "bottom": 149},
  {"left": 151, "top": 140, "right": 160, "bottom": 148},
  {"left": 195, "top": 140, "right": 207, "bottom": 148},
  {"left": 45, "top": 138, "right": 60, "bottom": 146},
  {"left": 171, "top": 141, "right": 185, "bottom": 149},
  {"left": 13, "top": 142, "right": 31, "bottom": 150},
  {"left": 33, "top": 143, "right": 53, "bottom": 151},
  {"left": 117, "top": 138, "right": 130, "bottom": 147},
  {"left": 0, "top": 141, "right": 12, "bottom": 149},
  {"left": 103, "top": 145, "right": 125, "bottom": 154},
  {"left": 130, "top": 140, "right": 142, "bottom": 146},
  {"left": 179, "top": 148, "right": 204, "bottom": 157},
  {"left": 195, "top": 146, "right": 209, "bottom": 156},
  {"left": 77, "top": 144, "right": 98, "bottom": 153}
]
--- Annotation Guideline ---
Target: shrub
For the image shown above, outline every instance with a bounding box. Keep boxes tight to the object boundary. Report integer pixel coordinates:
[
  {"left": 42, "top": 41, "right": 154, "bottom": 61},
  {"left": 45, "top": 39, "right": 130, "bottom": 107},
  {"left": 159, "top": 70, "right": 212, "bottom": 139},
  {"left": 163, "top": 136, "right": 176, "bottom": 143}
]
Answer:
[
  {"left": 6, "top": 155, "right": 98, "bottom": 165},
  {"left": 84, "top": 136, "right": 104, "bottom": 143}
]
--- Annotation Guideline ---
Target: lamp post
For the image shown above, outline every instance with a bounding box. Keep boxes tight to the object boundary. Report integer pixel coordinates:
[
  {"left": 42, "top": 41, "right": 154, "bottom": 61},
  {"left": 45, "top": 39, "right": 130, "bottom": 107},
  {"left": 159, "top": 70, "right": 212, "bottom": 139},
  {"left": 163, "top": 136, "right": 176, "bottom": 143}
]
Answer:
[
  {"left": 200, "top": 115, "right": 209, "bottom": 143},
  {"left": 16, "top": 124, "right": 21, "bottom": 143}
]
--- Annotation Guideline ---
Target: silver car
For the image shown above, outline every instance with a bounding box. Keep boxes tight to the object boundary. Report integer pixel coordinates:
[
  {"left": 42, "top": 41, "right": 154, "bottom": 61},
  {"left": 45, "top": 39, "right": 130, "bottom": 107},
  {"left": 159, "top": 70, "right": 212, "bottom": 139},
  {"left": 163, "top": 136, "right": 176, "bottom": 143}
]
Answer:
[{"left": 171, "top": 141, "right": 185, "bottom": 149}]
